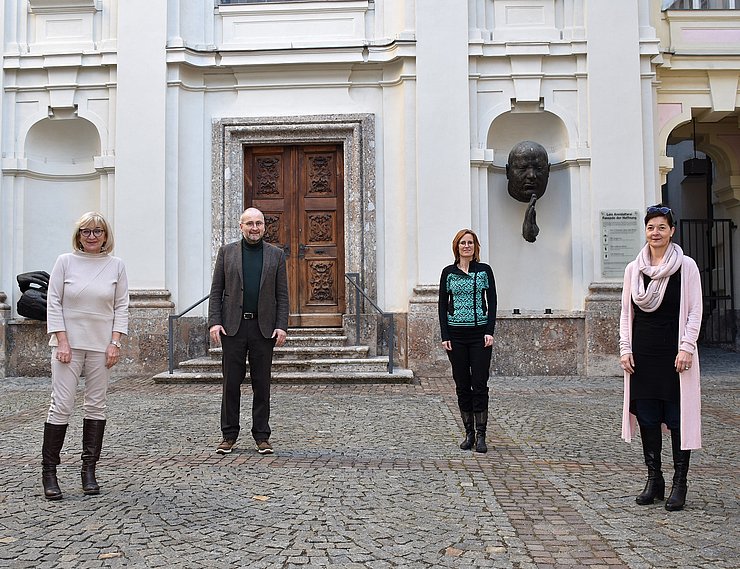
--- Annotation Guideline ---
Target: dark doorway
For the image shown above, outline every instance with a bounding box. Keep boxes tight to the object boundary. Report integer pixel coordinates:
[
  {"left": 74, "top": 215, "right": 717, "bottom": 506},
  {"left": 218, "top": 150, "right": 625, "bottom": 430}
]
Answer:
[
  {"left": 679, "top": 218, "right": 737, "bottom": 345},
  {"left": 244, "top": 144, "right": 345, "bottom": 327}
]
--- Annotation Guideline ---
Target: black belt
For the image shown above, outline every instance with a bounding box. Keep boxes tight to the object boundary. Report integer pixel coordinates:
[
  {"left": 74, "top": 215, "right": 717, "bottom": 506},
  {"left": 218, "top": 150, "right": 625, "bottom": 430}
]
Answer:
[{"left": 243, "top": 312, "right": 258, "bottom": 320}]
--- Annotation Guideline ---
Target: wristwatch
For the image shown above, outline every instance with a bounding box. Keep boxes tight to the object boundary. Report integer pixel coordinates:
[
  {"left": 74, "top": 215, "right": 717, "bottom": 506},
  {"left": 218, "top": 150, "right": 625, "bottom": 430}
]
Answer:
[{"left": 110, "top": 340, "right": 122, "bottom": 348}]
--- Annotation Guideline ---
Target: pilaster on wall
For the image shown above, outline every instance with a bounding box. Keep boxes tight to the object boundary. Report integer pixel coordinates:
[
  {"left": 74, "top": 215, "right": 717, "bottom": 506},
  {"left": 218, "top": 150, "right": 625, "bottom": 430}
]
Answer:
[
  {"left": 407, "top": 285, "right": 448, "bottom": 378},
  {"left": 415, "top": 1, "right": 471, "bottom": 284},
  {"left": 127, "top": 289, "right": 175, "bottom": 373},
  {"left": 584, "top": 282, "right": 622, "bottom": 377},
  {"left": 0, "top": 292, "right": 9, "bottom": 379},
  {"left": 115, "top": 1, "right": 167, "bottom": 289}
]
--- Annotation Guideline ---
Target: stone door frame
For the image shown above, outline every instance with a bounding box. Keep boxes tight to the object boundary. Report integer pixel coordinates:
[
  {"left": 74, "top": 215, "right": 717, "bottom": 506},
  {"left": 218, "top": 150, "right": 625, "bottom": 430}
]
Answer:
[{"left": 212, "top": 114, "right": 377, "bottom": 300}]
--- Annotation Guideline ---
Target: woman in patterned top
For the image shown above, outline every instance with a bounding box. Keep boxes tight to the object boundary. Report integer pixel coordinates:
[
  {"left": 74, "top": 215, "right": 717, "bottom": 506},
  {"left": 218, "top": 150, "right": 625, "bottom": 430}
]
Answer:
[{"left": 438, "top": 229, "right": 497, "bottom": 453}]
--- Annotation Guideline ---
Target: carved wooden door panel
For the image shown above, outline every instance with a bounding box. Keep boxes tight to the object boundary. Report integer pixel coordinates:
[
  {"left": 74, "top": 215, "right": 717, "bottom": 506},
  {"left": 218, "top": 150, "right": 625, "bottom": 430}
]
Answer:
[{"left": 244, "top": 144, "right": 344, "bottom": 327}]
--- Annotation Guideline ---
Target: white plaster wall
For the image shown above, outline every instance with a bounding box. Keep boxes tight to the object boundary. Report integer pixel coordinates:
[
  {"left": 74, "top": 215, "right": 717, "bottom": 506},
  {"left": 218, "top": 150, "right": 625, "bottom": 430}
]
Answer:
[
  {"left": 415, "top": 1, "right": 471, "bottom": 285},
  {"left": 22, "top": 177, "right": 100, "bottom": 272},
  {"left": 0, "top": 1, "right": 7, "bottom": 301},
  {"left": 586, "top": 2, "right": 649, "bottom": 280},
  {"left": 115, "top": 0, "right": 167, "bottom": 289}
]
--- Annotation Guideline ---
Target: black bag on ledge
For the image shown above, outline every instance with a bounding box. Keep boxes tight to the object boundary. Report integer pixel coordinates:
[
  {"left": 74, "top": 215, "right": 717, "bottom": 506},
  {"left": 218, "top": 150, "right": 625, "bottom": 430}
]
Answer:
[{"left": 16, "top": 270, "right": 50, "bottom": 321}]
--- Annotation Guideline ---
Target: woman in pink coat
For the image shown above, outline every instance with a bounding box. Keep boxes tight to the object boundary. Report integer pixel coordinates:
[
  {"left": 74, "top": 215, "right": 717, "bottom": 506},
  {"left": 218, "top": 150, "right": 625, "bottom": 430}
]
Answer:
[{"left": 619, "top": 205, "right": 702, "bottom": 512}]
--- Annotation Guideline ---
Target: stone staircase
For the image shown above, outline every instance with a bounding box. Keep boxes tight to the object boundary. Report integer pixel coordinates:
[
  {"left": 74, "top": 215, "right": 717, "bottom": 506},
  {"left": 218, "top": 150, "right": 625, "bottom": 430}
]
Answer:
[{"left": 152, "top": 327, "right": 414, "bottom": 384}]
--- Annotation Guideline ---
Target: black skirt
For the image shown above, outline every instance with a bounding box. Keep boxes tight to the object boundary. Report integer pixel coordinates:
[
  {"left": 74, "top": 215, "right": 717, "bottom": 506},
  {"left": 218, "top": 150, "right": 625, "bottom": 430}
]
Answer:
[{"left": 630, "top": 270, "right": 681, "bottom": 403}]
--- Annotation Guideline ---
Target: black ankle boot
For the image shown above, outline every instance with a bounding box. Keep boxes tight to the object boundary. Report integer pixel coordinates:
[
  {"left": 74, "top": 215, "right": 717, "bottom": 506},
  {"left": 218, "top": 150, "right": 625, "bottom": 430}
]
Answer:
[
  {"left": 81, "top": 419, "right": 106, "bottom": 495},
  {"left": 42, "top": 422, "right": 68, "bottom": 500},
  {"left": 459, "top": 411, "right": 475, "bottom": 450},
  {"left": 636, "top": 426, "right": 665, "bottom": 505},
  {"left": 474, "top": 410, "right": 488, "bottom": 454},
  {"left": 665, "top": 429, "right": 690, "bottom": 511}
]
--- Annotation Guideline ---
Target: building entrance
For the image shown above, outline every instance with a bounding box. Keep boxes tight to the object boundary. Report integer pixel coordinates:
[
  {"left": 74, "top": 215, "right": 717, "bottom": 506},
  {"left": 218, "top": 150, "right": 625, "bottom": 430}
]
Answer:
[
  {"left": 244, "top": 144, "right": 345, "bottom": 327},
  {"left": 680, "top": 218, "right": 737, "bottom": 345}
]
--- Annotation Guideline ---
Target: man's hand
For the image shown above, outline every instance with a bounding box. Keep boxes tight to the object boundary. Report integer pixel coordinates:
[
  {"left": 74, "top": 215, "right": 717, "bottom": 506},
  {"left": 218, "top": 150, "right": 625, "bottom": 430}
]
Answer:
[
  {"left": 272, "top": 329, "right": 287, "bottom": 347},
  {"left": 210, "top": 325, "right": 225, "bottom": 346}
]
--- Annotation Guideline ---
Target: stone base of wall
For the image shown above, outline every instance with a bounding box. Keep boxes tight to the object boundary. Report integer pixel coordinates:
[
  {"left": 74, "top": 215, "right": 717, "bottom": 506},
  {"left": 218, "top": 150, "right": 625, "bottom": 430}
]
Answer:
[
  {"left": 408, "top": 283, "right": 623, "bottom": 378},
  {"left": 0, "top": 282, "right": 642, "bottom": 380},
  {"left": 0, "top": 289, "right": 176, "bottom": 378}
]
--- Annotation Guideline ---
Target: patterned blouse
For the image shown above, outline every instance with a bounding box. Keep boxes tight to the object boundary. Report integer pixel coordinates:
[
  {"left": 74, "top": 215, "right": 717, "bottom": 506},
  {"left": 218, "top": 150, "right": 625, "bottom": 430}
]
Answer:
[{"left": 438, "top": 261, "right": 497, "bottom": 341}]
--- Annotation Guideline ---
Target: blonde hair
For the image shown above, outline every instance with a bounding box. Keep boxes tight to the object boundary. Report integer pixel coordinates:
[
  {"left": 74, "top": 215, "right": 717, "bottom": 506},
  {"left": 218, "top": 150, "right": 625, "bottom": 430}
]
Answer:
[
  {"left": 451, "top": 229, "right": 481, "bottom": 263},
  {"left": 72, "top": 211, "right": 114, "bottom": 253}
]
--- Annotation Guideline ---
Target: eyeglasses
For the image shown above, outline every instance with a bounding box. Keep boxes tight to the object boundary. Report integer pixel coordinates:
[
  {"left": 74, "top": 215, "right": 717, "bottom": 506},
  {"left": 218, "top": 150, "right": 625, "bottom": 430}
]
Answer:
[
  {"left": 80, "top": 228, "right": 105, "bottom": 237},
  {"left": 647, "top": 206, "right": 672, "bottom": 215}
]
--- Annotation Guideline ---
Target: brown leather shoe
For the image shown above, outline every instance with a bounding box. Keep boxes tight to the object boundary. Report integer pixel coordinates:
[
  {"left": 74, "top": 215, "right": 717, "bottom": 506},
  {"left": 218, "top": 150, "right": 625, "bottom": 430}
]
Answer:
[
  {"left": 256, "top": 441, "right": 273, "bottom": 455},
  {"left": 216, "top": 439, "right": 236, "bottom": 454}
]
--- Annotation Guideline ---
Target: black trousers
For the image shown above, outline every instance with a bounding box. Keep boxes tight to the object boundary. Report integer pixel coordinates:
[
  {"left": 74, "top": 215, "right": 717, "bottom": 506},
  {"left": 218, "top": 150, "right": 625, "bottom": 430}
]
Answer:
[
  {"left": 446, "top": 325, "right": 492, "bottom": 413},
  {"left": 220, "top": 318, "right": 275, "bottom": 442},
  {"left": 634, "top": 398, "right": 680, "bottom": 431}
]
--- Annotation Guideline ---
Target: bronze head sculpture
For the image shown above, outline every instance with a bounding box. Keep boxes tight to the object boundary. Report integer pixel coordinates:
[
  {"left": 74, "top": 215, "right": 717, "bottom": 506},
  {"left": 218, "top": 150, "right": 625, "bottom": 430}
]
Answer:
[
  {"left": 506, "top": 141, "right": 550, "bottom": 203},
  {"left": 505, "top": 141, "right": 550, "bottom": 243}
]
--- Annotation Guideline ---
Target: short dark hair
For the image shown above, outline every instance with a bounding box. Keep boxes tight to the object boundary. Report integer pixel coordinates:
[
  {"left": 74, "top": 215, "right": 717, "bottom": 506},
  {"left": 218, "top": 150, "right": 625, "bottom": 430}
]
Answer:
[{"left": 644, "top": 204, "right": 675, "bottom": 228}]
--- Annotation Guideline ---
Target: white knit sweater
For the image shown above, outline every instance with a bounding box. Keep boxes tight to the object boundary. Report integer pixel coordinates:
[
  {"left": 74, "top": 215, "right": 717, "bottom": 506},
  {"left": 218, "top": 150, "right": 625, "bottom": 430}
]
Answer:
[{"left": 47, "top": 251, "right": 129, "bottom": 352}]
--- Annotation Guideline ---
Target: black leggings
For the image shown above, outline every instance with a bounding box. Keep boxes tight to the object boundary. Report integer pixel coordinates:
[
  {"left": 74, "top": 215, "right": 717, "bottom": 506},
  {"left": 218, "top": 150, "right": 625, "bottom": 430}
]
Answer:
[{"left": 446, "top": 325, "right": 492, "bottom": 413}]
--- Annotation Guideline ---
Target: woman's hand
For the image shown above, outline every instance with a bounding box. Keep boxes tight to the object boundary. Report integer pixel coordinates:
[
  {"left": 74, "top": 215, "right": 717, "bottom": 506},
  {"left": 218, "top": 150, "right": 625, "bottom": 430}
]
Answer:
[
  {"left": 441, "top": 340, "right": 452, "bottom": 351},
  {"left": 675, "top": 350, "right": 693, "bottom": 373},
  {"left": 105, "top": 343, "right": 120, "bottom": 369},
  {"left": 483, "top": 335, "right": 494, "bottom": 347},
  {"left": 55, "top": 333, "right": 71, "bottom": 364},
  {"left": 620, "top": 353, "right": 634, "bottom": 374}
]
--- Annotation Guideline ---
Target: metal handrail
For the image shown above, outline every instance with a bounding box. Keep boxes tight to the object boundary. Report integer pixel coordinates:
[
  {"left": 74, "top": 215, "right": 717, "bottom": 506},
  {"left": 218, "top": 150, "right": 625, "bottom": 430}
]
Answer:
[
  {"left": 344, "top": 273, "right": 394, "bottom": 374},
  {"left": 168, "top": 295, "right": 209, "bottom": 374}
]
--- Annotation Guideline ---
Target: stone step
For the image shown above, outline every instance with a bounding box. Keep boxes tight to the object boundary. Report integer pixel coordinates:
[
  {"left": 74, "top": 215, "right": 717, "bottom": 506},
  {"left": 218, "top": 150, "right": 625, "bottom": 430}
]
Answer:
[
  {"left": 282, "top": 335, "right": 348, "bottom": 346},
  {"left": 155, "top": 325, "right": 413, "bottom": 385},
  {"left": 178, "top": 356, "right": 392, "bottom": 374},
  {"left": 208, "top": 345, "right": 370, "bottom": 360},
  {"left": 287, "top": 327, "right": 345, "bottom": 337},
  {"left": 152, "top": 369, "right": 414, "bottom": 384}
]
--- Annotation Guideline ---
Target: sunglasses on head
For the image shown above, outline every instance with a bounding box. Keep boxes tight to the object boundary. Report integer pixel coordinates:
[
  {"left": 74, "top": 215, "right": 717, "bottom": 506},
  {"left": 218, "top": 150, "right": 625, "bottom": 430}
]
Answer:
[{"left": 647, "top": 206, "right": 672, "bottom": 215}]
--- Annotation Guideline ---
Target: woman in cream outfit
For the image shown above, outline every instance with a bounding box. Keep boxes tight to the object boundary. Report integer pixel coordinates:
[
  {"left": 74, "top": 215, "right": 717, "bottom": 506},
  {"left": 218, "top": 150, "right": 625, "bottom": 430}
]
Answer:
[{"left": 42, "top": 212, "right": 129, "bottom": 500}]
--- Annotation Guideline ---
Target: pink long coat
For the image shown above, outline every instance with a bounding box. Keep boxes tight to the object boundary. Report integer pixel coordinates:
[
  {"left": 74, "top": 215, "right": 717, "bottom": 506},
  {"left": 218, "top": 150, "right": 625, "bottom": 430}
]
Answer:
[{"left": 619, "top": 255, "right": 703, "bottom": 450}]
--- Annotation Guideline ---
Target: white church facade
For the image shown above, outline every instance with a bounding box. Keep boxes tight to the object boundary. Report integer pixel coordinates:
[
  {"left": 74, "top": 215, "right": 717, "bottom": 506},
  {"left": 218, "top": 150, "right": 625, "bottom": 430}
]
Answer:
[{"left": 1, "top": 0, "right": 739, "bottom": 378}]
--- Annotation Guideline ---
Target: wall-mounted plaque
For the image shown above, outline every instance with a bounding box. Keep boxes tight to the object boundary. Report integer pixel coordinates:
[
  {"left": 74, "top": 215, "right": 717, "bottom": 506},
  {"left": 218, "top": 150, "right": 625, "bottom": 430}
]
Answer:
[{"left": 600, "top": 210, "right": 642, "bottom": 279}]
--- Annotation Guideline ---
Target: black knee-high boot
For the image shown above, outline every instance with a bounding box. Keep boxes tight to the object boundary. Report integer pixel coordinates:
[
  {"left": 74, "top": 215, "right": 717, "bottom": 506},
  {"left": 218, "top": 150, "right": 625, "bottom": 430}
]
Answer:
[
  {"left": 665, "top": 429, "right": 690, "bottom": 511},
  {"left": 474, "top": 410, "right": 488, "bottom": 454},
  {"left": 459, "top": 411, "right": 475, "bottom": 450},
  {"left": 42, "top": 422, "right": 68, "bottom": 500},
  {"left": 81, "top": 419, "right": 106, "bottom": 495},
  {"left": 636, "top": 426, "right": 665, "bottom": 505}
]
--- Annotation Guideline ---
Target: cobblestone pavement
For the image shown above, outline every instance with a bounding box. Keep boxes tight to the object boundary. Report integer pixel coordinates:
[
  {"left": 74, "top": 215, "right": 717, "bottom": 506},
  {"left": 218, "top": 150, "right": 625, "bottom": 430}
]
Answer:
[{"left": 0, "top": 348, "right": 737, "bottom": 568}]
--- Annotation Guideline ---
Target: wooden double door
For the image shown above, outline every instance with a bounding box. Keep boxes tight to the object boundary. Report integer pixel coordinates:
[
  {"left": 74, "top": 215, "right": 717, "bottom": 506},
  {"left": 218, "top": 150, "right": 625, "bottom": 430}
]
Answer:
[{"left": 244, "top": 144, "right": 345, "bottom": 327}]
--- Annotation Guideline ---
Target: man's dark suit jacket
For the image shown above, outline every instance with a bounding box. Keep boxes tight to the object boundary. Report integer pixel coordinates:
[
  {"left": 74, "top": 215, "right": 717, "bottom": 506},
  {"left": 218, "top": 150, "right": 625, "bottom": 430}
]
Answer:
[{"left": 208, "top": 239, "right": 289, "bottom": 339}]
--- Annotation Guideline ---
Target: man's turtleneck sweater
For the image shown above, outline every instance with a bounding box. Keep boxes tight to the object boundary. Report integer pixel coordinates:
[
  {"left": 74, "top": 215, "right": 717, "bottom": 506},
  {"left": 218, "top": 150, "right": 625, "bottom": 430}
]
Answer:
[{"left": 242, "top": 238, "right": 264, "bottom": 314}]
